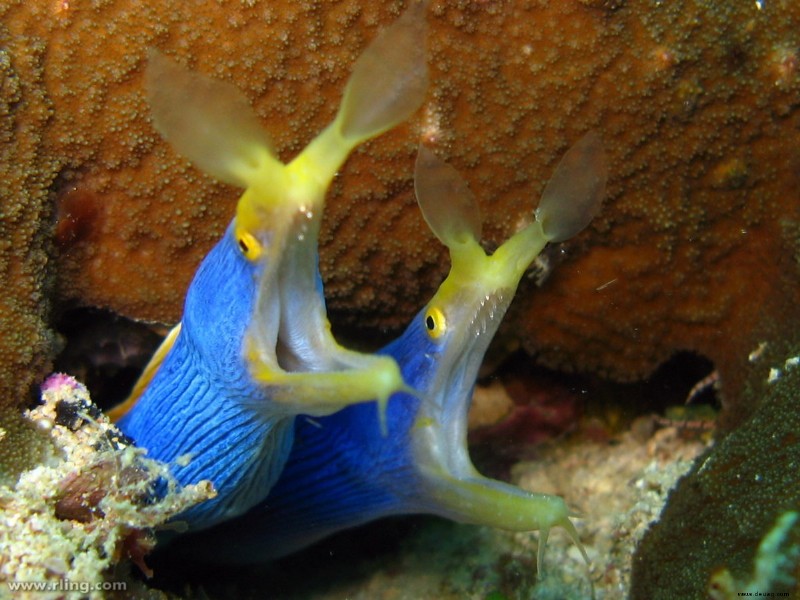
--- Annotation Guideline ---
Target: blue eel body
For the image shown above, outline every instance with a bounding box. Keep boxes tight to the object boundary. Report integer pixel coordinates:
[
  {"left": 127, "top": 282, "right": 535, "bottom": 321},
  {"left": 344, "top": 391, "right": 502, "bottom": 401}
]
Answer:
[
  {"left": 178, "top": 136, "right": 608, "bottom": 573},
  {"left": 118, "top": 226, "right": 294, "bottom": 529},
  {"left": 182, "top": 317, "right": 442, "bottom": 556},
  {"left": 111, "top": 0, "right": 610, "bottom": 576},
  {"left": 113, "top": 1, "right": 430, "bottom": 532}
]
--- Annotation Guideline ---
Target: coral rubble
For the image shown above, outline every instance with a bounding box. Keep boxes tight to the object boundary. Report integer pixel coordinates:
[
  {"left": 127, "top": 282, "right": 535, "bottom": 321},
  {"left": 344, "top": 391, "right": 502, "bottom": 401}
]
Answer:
[{"left": 0, "top": 374, "right": 214, "bottom": 599}]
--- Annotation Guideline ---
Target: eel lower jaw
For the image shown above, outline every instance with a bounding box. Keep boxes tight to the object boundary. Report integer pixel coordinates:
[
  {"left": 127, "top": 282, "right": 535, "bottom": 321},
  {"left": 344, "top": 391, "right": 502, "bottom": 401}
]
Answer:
[
  {"left": 409, "top": 378, "right": 573, "bottom": 535},
  {"left": 406, "top": 290, "right": 588, "bottom": 574},
  {"left": 410, "top": 424, "right": 588, "bottom": 575}
]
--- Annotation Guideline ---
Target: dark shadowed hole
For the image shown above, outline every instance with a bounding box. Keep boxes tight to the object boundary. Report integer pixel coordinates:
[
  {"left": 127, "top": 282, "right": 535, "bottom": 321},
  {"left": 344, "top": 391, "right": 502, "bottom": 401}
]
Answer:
[
  {"left": 469, "top": 350, "right": 717, "bottom": 480},
  {"left": 147, "top": 515, "right": 426, "bottom": 598},
  {"left": 53, "top": 307, "right": 166, "bottom": 411}
]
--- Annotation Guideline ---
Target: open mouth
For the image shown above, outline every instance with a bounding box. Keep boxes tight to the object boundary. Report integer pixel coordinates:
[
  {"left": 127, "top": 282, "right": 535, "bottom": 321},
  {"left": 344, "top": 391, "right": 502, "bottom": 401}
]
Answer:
[{"left": 410, "top": 287, "right": 514, "bottom": 485}]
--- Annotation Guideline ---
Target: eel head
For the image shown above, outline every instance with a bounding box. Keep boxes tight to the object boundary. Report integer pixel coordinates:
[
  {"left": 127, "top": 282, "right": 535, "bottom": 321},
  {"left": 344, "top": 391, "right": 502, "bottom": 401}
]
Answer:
[{"left": 401, "top": 133, "right": 607, "bottom": 573}]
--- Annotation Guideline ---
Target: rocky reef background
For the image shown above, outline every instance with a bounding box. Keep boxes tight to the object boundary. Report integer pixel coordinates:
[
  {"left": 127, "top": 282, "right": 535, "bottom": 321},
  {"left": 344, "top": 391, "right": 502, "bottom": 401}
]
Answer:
[{"left": 1, "top": 0, "right": 799, "bottom": 597}]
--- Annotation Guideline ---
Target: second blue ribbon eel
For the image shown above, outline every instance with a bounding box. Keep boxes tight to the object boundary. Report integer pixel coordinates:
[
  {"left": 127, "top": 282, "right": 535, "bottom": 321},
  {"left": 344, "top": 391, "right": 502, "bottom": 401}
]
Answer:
[
  {"left": 185, "top": 132, "right": 608, "bottom": 574},
  {"left": 111, "top": 1, "right": 429, "bottom": 531}
]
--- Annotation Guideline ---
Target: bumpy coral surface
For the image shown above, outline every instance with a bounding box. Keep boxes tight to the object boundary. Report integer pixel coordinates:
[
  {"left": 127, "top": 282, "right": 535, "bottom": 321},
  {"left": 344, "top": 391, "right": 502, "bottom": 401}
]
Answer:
[
  {"left": 0, "top": 14, "right": 55, "bottom": 414},
  {"left": 1, "top": 1, "right": 799, "bottom": 424},
  {"left": 630, "top": 347, "right": 800, "bottom": 599}
]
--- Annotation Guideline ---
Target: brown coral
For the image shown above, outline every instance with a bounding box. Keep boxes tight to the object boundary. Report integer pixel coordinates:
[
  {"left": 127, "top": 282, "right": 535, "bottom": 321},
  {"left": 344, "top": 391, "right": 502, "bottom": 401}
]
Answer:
[
  {"left": 0, "top": 10, "right": 56, "bottom": 417},
  {"left": 1, "top": 1, "right": 799, "bottom": 427}
]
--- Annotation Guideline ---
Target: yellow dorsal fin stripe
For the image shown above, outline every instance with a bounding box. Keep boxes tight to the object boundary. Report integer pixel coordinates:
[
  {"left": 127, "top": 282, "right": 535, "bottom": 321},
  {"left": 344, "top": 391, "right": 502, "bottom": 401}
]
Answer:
[{"left": 107, "top": 323, "right": 182, "bottom": 422}]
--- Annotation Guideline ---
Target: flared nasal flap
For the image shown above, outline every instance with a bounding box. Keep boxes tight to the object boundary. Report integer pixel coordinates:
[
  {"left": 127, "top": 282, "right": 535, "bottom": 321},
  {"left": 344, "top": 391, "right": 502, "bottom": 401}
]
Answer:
[
  {"left": 535, "top": 131, "right": 607, "bottom": 243},
  {"left": 146, "top": 49, "right": 276, "bottom": 188},
  {"left": 414, "top": 145, "right": 482, "bottom": 249}
]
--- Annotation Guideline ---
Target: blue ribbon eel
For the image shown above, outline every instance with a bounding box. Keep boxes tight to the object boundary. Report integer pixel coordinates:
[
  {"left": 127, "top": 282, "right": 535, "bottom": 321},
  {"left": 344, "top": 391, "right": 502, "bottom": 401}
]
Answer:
[
  {"left": 110, "top": 0, "right": 430, "bottom": 532},
  {"left": 185, "top": 133, "right": 608, "bottom": 578}
]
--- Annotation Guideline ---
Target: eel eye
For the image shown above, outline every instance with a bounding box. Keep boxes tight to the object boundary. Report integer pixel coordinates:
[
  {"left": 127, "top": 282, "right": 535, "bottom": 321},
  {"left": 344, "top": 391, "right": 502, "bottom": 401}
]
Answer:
[
  {"left": 236, "top": 230, "right": 262, "bottom": 261},
  {"left": 424, "top": 306, "right": 446, "bottom": 339}
]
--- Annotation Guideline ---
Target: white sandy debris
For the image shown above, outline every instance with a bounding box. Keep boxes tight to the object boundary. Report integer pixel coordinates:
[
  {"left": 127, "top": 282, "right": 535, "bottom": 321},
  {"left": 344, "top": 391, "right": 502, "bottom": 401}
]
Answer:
[{"left": 0, "top": 373, "right": 215, "bottom": 600}]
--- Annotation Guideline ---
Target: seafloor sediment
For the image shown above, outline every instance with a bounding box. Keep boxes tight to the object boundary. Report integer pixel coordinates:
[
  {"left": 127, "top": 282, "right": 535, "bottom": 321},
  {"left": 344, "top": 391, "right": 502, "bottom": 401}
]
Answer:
[
  {"left": 154, "top": 413, "right": 709, "bottom": 600},
  {"left": 0, "top": 371, "right": 708, "bottom": 600}
]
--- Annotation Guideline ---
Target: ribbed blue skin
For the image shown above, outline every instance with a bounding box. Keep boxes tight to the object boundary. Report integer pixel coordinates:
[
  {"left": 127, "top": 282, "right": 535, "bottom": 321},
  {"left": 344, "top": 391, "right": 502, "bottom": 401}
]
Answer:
[
  {"left": 183, "top": 310, "right": 446, "bottom": 561},
  {"left": 117, "top": 224, "right": 294, "bottom": 531}
]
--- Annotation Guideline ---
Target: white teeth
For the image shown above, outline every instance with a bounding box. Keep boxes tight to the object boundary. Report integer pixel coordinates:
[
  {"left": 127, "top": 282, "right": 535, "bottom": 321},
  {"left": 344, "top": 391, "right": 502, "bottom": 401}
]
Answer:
[{"left": 468, "top": 291, "right": 511, "bottom": 339}]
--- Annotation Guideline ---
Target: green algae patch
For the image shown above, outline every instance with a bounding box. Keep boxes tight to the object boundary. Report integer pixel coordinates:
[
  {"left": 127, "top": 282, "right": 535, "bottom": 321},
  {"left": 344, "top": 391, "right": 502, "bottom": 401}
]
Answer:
[
  {"left": 0, "top": 410, "right": 53, "bottom": 487},
  {"left": 630, "top": 349, "right": 800, "bottom": 599}
]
